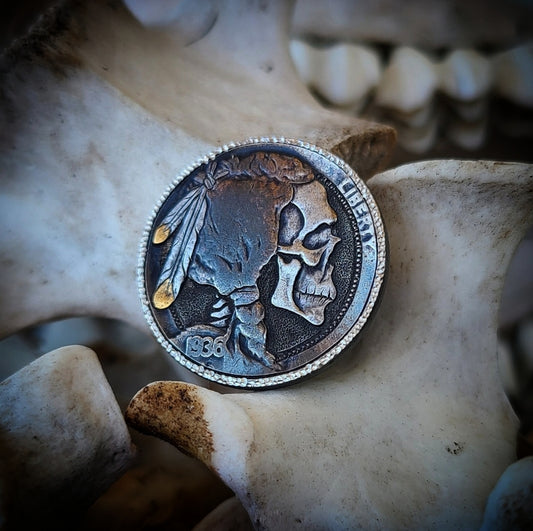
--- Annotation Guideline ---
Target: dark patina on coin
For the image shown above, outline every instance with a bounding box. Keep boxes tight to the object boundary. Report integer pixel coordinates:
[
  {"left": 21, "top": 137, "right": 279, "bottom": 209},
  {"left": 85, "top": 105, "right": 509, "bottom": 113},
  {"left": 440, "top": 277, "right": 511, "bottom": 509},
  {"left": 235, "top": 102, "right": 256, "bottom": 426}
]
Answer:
[{"left": 139, "top": 138, "right": 386, "bottom": 388}]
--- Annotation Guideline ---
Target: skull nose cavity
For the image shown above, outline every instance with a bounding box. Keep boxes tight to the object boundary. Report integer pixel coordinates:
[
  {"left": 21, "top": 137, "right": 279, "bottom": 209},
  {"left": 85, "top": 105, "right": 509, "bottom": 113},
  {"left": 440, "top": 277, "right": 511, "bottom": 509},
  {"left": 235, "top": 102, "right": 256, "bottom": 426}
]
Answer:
[{"left": 278, "top": 239, "right": 326, "bottom": 267}]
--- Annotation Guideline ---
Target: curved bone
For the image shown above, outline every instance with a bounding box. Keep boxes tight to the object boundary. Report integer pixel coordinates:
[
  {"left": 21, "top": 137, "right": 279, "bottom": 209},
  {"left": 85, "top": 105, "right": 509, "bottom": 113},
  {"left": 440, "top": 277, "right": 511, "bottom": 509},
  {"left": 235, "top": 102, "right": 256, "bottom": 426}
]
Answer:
[
  {"left": 0, "top": 0, "right": 394, "bottom": 340},
  {"left": 127, "top": 160, "right": 533, "bottom": 528},
  {"left": 192, "top": 497, "right": 253, "bottom": 531},
  {"left": 0, "top": 345, "right": 134, "bottom": 528},
  {"left": 481, "top": 457, "right": 533, "bottom": 529}
]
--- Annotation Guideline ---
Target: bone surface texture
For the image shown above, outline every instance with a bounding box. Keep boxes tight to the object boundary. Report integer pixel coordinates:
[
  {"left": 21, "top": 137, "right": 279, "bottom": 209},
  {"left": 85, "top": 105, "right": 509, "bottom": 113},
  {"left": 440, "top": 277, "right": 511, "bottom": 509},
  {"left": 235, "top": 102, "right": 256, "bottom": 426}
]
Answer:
[
  {"left": 128, "top": 161, "right": 533, "bottom": 528},
  {"left": 0, "top": 346, "right": 134, "bottom": 528},
  {"left": 1, "top": 0, "right": 531, "bottom": 528}
]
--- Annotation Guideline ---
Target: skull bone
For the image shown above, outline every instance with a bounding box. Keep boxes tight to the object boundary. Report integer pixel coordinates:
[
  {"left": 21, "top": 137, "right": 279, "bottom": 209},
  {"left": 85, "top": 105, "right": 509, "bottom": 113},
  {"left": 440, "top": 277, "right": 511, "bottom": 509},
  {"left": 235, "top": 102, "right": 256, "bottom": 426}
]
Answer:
[{"left": 272, "top": 179, "right": 340, "bottom": 325}]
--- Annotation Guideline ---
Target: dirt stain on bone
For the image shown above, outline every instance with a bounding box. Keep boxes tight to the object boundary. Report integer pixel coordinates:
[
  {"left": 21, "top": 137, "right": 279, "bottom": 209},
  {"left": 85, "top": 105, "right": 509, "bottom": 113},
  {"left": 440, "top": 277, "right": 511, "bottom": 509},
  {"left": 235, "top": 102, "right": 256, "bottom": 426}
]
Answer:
[
  {"left": 3, "top": 0, "right": 86, "bottom": 75},
  {"left": 126, "top": 381, "right": 214, "bottom": 465},
  {"left": 446, "top": 441, "right": 465, "bottom": 456}
]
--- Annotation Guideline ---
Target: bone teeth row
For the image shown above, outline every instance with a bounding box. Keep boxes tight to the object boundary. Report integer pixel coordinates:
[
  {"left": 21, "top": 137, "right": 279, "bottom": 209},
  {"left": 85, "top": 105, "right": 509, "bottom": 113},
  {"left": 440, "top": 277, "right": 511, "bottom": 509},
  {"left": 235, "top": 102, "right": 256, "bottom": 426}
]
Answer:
[
  {"left": 289, "top": 40, "right": 381, "bottom": 110},
  {"left": 290, "top": 41, "right": 532, "bottom": 152},
  {"left": 375, "top": 47, "right": 438, "bottom": 114},
  {"left": 291, "top": 41, "right": 533, "bottom": 110}
]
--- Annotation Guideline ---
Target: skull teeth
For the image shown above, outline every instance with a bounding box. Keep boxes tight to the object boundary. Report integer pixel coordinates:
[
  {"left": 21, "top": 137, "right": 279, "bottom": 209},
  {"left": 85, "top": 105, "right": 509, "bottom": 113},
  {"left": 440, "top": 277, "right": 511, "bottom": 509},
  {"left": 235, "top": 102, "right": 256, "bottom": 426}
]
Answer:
[
  {"left": 295, "top": 290, "right": 333, "bottom": 308},
  {"left": 290, "top": 38, "right": 533, "bottom": 153}
]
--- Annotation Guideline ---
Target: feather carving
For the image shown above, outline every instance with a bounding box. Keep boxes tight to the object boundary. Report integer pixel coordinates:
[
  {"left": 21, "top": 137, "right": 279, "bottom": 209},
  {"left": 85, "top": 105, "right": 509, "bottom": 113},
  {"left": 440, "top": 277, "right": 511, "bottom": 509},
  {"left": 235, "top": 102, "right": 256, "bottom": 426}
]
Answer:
[
  {"left": 152, "top": 187, "right": 202, "bottom": 244},
  {"left": 152, "top": 187, "right": 208, "bottom": 309}
]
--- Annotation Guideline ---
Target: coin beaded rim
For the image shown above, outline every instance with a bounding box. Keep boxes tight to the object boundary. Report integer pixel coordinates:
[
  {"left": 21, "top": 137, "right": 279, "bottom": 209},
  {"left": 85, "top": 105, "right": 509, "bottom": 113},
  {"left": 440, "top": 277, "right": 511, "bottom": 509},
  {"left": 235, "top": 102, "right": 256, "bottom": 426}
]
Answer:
[{"left": 138, "top": 137, "right": 387, "bottom": 388}]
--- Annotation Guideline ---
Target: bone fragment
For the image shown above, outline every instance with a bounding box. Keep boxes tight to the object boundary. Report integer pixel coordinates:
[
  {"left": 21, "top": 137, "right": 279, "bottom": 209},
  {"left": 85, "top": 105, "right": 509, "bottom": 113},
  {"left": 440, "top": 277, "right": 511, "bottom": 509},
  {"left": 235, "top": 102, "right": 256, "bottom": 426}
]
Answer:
[
  {"left": 0, "top": 345, "right": 134, "bottom": 528},
  {"left": 481, "top": 457, "right": 533, "bottom": 530},
  {"left": 127, "top": 160, "right": 533, "bottom": 528},
  {"left": 192, "top": 497, "right": 253, "bottom": 531},
  {"left": 126, "top": 381, "right": 253, "bottom": 490}
]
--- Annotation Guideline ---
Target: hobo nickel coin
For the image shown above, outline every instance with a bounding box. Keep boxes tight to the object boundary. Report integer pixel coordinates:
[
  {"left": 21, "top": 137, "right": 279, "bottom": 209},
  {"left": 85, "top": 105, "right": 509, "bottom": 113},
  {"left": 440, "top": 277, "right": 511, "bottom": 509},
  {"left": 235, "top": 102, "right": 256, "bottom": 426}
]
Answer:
[{"left": 139, "top": 138, "right": 386, "bottom": 388}]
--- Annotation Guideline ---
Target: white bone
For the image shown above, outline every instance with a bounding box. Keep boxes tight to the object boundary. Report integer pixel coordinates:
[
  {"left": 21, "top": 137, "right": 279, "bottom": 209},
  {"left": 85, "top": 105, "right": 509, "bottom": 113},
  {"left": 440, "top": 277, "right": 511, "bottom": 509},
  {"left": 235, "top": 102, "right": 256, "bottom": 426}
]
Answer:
[
  {"left": 0, "top": 345, "right": 134, "bottom": 527},
  {"left": 2, "top": 0, "right": 531, "bottom": 527},
  {"left": 481, "top": 457, "right": 533, "bottom": 529},
  {"left": 128, "top": 160, "right": 533, "bottom": 528},
  {"left": 387, "top": 102, "right": 435, "bottom": 128}
]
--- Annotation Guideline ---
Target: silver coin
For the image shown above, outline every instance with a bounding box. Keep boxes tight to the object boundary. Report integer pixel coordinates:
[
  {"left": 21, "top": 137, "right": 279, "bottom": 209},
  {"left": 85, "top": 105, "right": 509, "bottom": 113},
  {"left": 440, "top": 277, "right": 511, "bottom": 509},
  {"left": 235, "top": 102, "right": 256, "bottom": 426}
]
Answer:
[{"left": 139, "top": 138, "right": 386, "bottom": 388}]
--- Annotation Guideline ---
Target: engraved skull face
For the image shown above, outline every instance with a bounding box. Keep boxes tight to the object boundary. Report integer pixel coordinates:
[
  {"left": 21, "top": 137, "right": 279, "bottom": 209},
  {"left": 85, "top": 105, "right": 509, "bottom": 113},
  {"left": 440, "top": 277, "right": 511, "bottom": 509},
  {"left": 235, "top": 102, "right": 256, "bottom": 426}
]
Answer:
[{"left": 272, "top": 180, "right": 340, "bottom": 325}]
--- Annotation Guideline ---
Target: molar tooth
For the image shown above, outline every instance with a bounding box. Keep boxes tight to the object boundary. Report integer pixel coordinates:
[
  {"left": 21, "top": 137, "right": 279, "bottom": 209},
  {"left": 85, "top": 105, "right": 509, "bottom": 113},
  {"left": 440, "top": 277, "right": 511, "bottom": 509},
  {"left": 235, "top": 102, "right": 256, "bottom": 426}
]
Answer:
[
  {"left": 396, "top": 115, "right": 439, "bottom": 154},
  {"left": 447, "top": 118, "right": 487, "bottom": 150},
  {"left": 387, "top": 103, "right": 435, "bottom": 128},
  {"left": 438, "top": 49, "right": 493, "bottom": 101},
  {"left": 450, "top": 99, "right": 489, "bottom": 123},
  {"left": 312, "top": 43, "right": 382, "bottom": 109},
  {"left": 375, "top": 47, "right": 438, "bottom": 114},
  {"left": 493, "top": 43, "right": 533, "bottom": 107}
]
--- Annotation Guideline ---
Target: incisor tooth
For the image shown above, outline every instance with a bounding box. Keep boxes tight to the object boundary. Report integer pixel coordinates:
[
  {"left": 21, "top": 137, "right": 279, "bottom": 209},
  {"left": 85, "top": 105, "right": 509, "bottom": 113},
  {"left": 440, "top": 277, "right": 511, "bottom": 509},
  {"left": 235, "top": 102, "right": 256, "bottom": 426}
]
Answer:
[
  {"left": 313, "top": 43, "right": 382, "bottom": 108},
  {"left": 493, "top": 44, "right": 533, "bottom": 107},
  {"left": 290, "top": 40, "right": 382, "bottom": 109},
  {"left": 375, "top": 47, "right": 437, "bottom": 113},
  {"left": 289, "top": 39, "right": 317, "bottom": 86},
  {"left": 438, "top": 49, "right": 493, "bottom": 101}
]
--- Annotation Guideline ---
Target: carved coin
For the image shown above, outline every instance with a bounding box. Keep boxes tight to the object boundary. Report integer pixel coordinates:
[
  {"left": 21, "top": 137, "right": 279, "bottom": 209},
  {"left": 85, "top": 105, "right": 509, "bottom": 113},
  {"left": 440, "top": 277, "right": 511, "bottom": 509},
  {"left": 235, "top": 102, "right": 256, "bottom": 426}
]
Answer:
[{"left": 139, "top": 138, "right": 386, "bottom": 388}]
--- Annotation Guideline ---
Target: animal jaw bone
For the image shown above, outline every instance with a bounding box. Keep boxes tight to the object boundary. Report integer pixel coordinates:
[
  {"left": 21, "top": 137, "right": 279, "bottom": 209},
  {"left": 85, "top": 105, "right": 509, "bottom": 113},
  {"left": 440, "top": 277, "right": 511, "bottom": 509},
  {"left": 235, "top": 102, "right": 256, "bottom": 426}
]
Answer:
[
  {"left": 127, "top": 160, "right": 533, "bottom": 528},
  {"left": 481, "top": 456, "right": 533, "bottom": 529},
  {"left": 1, "top": 0, "right": 531, "bottom": 528}
]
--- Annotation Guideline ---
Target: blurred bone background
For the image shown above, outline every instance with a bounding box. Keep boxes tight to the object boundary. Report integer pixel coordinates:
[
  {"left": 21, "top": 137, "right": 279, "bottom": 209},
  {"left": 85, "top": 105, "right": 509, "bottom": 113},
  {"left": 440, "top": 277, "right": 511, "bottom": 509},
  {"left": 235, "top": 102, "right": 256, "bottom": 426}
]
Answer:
[{"left": 0, "top": 0, "right": 532, "bottom": 528}]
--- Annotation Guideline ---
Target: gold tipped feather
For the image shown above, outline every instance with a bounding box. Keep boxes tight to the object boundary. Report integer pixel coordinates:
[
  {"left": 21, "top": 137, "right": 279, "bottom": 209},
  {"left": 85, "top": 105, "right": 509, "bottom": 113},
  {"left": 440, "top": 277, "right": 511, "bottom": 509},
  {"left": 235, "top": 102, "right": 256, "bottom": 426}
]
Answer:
[
  {"left": 153, "top": 224, "right": 171, "bottom": 244},
  {"left": 153, "top": 279, "right": 175, "bottom": 309}
]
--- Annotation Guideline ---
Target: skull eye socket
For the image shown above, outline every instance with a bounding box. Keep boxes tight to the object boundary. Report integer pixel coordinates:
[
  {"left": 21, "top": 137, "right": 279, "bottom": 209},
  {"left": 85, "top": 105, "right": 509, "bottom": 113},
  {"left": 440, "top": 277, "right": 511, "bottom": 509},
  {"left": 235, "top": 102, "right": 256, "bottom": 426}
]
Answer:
[
  {"left": 303, "top": 223, "right": 335, "bottom": 250},
  {"left": 279, "top": 203, "right": 304, "bottom": 246}
]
